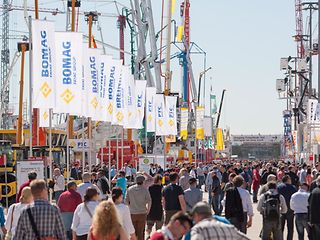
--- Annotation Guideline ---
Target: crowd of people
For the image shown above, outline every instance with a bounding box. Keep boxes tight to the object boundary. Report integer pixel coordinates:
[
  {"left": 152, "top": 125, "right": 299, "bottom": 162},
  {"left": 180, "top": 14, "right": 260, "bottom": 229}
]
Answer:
[{"left": 2, "top": 160, "right": 320, "bottom": 239}]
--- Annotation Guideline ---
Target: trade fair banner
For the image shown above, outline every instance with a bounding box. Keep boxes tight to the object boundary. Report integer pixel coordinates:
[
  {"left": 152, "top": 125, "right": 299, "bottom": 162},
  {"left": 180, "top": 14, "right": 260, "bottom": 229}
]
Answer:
[
  {"left": 55, "top": 32, "right": 83, "bottom": 115},
  {"left": 308, "top": 99, "right": 320, "bottom": 123},
  {"left": 97, "top": 55, "right": 112, "bottom": 121},
  {"left": 196, "top": 106, "right": 205, "bottom": 139},
  {"left": 133, "top": 80, "right": 147, "bottom": 129},
  {"left": 106, "top": 60, "right": 123, "bottom": 122},
  {"left": 155, "top": 94, "right": 167, "bottom": 136},
  {"left": 125, "top": 73, "right": 136, "bottom": 129},
  {"left": 165, "top": 96, "right": 177, "bottom": 135},
  {"left": 112, "top": 66, "right": 128, "bottom": 126},
  {"left": 84, "top": 48, "right": 101, "bottom": 120},
  {"left": 16, "top": 161, "right": 44, "bottom": 189},
  {"left": 216, "top": 128, "right": 225, "bottom": 150},
  {"left": 146, "top": 87, "right": 156, "bottom": 132},
  {"left": 32, "top": 20, "right": 56, "bottom": 109},
  {"left": 180, "top": 108, "right": 188, "bottom": 140},
  {"left": 39, "top": 108, "right": 49, "bottom": 128}
]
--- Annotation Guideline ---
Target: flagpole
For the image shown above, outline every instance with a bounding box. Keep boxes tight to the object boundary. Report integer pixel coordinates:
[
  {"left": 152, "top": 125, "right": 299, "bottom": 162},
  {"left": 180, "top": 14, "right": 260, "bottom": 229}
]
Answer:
[
  {"left": 108, "top": 139, "right": 111, "bottom": 190},
  {"left": 66, "top": 114, "right": 70, "bottom": 182},
  {"left": 29, "top": 16, "right": 33, "bottom": 157},
  {"left": 82, "top": 116, "right": 85, "bottom": 174},
  {"left": 49, "top": 108, "right": 53, "bottom": 202},
  {"left": 121, "top": 127, "right": 124, "bottom": 169}
]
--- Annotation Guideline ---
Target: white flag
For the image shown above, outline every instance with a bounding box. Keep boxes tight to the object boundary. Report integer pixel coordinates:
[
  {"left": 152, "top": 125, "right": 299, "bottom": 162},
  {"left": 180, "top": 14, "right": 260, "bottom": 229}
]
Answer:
[
  {"left": 32, "top": 20, "right": 56, "bottom": 109},
  {"left": 54, "top": 32, "right": 83, "bottom": 115},
  {"left": 98, "top": 55, "right": 112, "bottom": 121},
  {"left": 106, "top": 60, "right": 123, "bottom": 122},
  {"left": 39, "top": 108, "right": 50, "bottom": 128},
  {"left": 84, "top": 48, "right": 101, "bottom": 120},
  {"left": 112, "top": 66, "right": 128, "bottom": 126},
  {"left": 155, "top": 94, "right": 167, "bottom": 136},
  {"left": 133, "top": 80, "right": 147, "bottom": 129},
  {"left": 146, "top": 87, "right": 156, "bottom": 132},
  {"left": 165, "top": 96, "right": 177, "bottom": 135},
  {"left": 125, "top": 74, "right": 136, "bottom": 129}
]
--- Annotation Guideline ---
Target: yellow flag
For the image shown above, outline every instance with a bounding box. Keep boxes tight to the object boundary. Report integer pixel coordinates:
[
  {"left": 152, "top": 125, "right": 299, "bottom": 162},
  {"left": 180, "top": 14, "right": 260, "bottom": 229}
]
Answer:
[
  {"left": 216, "top": 128, "right": 225, "bottom": 151},
  {"left": 177, "top": 26, "right": 184, "bottom": 42},
  {"left": 172, "top": 0, "right": 176, "bottom": 15}
]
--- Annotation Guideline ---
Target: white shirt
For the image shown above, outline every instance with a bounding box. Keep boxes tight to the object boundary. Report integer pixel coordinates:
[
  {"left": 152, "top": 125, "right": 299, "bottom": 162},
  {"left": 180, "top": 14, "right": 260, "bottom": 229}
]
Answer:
[
  {"left": 5, "top": 203, "right": 29, "bottom": 237},
  {"left": 115, "top": 203, "right": 135, "bottom": 237},
  {"left": 290, "top": 189, "right": 310, "bottom": 214},
  {"left": 53, "top": 174, "right": 65, "bottom": 192},
  {"left": 190, "top": 170, "right": 196, "bottom": 178},
  {"left": 71, "top": 201, "right": 99, "bottom": 236},
  {"left": 237, "top": 187, "right": 254, "bottom": 216},
  {"left": 77, "top": 182, "right": 101, "bottom": 200}
]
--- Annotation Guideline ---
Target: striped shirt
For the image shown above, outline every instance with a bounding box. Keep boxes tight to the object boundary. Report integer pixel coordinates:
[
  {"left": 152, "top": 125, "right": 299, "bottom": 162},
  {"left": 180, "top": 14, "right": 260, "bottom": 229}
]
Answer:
[
  {"left": 14, "top": 199, "right": 66, "bottom": 240},
  {"left": 190, "top": 218, "right": 250, "bottom": 240}
]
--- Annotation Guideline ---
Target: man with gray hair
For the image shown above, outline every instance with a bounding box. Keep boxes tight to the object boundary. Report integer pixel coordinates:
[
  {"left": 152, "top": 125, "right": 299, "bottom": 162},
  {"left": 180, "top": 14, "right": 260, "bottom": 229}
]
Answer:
[
  {"left": 259, "top": 174, "right": 277, "bottom": 196},
  {"left": 309, "top": 175, "right": 320, "bottom": 239},
  {"left": 76, "top": 172, "right": 101, "bottom": 200}
]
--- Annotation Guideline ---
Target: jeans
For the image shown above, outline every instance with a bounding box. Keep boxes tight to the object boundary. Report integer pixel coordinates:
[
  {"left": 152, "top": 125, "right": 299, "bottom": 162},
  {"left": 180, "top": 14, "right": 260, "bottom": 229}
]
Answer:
[
  {"left": 61, "top": 212, "right": 74, "bottom": 240},
  {"left": 207, "top": 186, "right": 212, "bottom": 204},
  {"left": 281, "top": 210, "right": 294, "bottom": 240},
  {"left": 262, "top": 219, "right": 283, "bottom": 240},
  {"left": 164, "top": 210, "right": 178, "bottom": 225},
  {"left": 131, "top": 213, "right": 147, "bottom": 240},
  {"left": 295, "top": 213, "right": 310, "bottom": 240},
  {"left": 211, "top": 193, "right": 221, "bottom": 215},
  {"left": 198, "top": 176, "right": 205, "bottom": 188},
  {"left": 229, "top": 212, "right": 248, "bottom": 234},
  {"left": 253, "top": 188, "right": 258, "bottom": 203}
]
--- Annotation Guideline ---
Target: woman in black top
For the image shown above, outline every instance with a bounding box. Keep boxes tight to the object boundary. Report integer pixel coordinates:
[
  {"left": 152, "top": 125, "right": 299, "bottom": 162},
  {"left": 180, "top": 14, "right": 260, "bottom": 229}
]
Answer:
[{"left": 146, "top": 174, "right": 163, "bottom": 235}]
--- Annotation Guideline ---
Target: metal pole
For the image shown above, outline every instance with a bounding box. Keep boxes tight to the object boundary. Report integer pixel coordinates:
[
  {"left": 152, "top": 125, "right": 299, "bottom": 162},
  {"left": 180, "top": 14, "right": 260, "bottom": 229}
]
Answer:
[
  {"left": 29, "top": 16, "right": 33, "bottom": 157},
  {"left": 49, "top": 108, "right": 53, "bottom": 202},
  {"left": 34, "top": 0, "right": 39, "bottom": 19},
  {"left": 108, "top": 139, "right": 111, "bottom": 190},
  {"left": 82, "top": 117, "right": 85, "bottom": 174},
  {"left": 17, "top": 44, "right": 26, "bottom": 145},
  {"left": 318, "top": 0, "right": 320, "bottom": 104},
  {"left": 165, "top": 0, "right": 172, "bottom": 94},
  {"left": 66, "top": 114, "right": 70, "bottom": 182},
  {"left": 116, "top": 136, "right": 119, "bottom": 171},
  {"left": 195, "top": 105, "right": 197, "bottom": 167},
  {"left": 121, "top": 128, "right": 124, "bottom": 169},
  {"left": 71, "top": 0, "right": 76, "bottom": 32},
  {"left": 309, "top": 6, "right": 313, "bottom": 96}
]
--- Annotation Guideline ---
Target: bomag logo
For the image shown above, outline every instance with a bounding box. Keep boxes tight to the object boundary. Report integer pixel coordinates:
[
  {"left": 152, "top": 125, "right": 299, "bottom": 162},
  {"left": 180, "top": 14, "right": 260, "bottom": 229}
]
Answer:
[
  {"left": 40, "top": 82, "right": 52, "bottom": 98},
  {"left": 169, "top": 119, "right": 174, "bottom": 127},
  {"left": 158, "top": 119, "right": 164, "bottom": 127},
  {"left": 148, "top": 114, "right": 153, "bottom": 122},
  {"left": 60, "top": 89, "right": 74, "bottom": 104},
  {"left": 43, "top": 111, "right": 48, "bottom": 120},
  {"left": 91, "top": 97, "right": 98, "bottom": 109},
  {"left": 116, "top": 112, "right": 124, "bottom": 122},
  {"left": 108, "top": 103, "right": 113, "bottom": 114}
]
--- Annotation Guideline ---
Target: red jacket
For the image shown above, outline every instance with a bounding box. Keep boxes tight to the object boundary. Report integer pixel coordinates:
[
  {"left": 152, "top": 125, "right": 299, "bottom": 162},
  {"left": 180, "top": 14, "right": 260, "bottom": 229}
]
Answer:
[
  {"left": 16, "top": 180, "right": 32, "bottom": 202},
  {"left": 252, "top": 169, "right": 261, "bottom": 191},
  {"left": 57, "top": 189, "right": 82, "bottom": 212}
]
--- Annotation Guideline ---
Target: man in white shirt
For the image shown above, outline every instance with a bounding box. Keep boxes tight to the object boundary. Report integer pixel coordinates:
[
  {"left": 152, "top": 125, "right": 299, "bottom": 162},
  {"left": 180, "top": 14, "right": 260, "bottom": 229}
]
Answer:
[
  {"left": 290, "top": 183, "right": 310, "bottom": 240},
  {"left": 53, "top": 168, "right": 65, "bottom": 202},
  {"left": 77, "top": 172, "right": 101, "bottom": 200},
  {"left": 196, "top": 163, "right": 205, "bottom": 188}
]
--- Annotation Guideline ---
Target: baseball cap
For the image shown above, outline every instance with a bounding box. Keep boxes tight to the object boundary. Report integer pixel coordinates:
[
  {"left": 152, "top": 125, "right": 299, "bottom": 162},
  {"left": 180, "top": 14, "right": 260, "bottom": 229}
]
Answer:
[{"left": 191, "top": 202, "right": 212, "bottom": 216}]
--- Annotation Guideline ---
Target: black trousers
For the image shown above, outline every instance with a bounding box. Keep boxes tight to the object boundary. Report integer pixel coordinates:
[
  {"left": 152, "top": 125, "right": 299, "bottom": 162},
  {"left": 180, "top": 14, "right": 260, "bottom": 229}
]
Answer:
[
  {"left": 77, "top": 235, "right": 88, "bottom": 240},
  {"left": 281, "top": 210, "right": 294, "bottom": 240}
]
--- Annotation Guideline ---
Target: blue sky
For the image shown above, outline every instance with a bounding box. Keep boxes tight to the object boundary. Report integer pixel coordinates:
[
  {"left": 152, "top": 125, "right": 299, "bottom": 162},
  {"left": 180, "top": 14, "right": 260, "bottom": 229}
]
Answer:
[{"left": 6, "top": 1, "right": 306, "bottom": 134}]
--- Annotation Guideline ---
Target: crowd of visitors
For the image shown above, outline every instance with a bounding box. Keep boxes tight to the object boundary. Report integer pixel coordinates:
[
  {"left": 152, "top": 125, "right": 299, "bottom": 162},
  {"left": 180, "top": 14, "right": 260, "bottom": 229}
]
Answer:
[{"left": 1, "top": 160, "right": 320, "bottom": 239}]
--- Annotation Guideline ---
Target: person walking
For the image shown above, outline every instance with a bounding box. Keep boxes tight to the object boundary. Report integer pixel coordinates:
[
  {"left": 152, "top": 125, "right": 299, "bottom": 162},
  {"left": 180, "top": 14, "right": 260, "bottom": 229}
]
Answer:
[
  {"left": 184, "top": 177, "right": 203, "bottom": 212},
  {"left": 53, "top": 168, "right": 65, "bottom": 202},
  {"left": 179, "top": 168, "right": 190, "bottom": 191},
  {"left": 210, "top": 170, "right": 222, "bottom": 215},
  {"left": 71, "top": 187, "right": 100, "bottom": 240},
  {"left": 197, "top": 163, "right": 205, "bottom": 188},
  {"left": 89, "top": 200, "right": 127, "bottom": 240},
  {"left": 190, "top": 202, "right": 249, "bottom": 240},
  {"left": 163, "top": 172, "right": 186, "bottom": 224},
  {"left": 257, "top": 181, "right": 287, "bottom": 240},
  {"left": 112, "top": 187, "right": 136, "bottom": 240},
  {"left": 126, "top": 175, "right": 152, "bottom": 240},
  {"left": 16, "top": 171, "right": 37, "bottom": 202},
  {"left": 146, "top": 175, "right": 163, "bottom": 236},
  {"left": 77, "top": 172, "right": 101, "bottom": 201},
  {"left": 57, "top": 181, "right": 82, "bottom": 240},
  {"left": 308, "top": 176, "right": 320, "bottom": 239},
  {"left": 5, "top": 187, "right": 33, "bottom": 239},
  {"left": 290, "top": 183, "right": 310, "bottom": 240},
  {"left": 14, "top": 179, "right": 66, "bottom": 240},
  {"left": 96, "top": 170, "right": 110, "bottom": 200},
  {"left": 112, "top": 170, "right": 127, "bottom": 198},
  {"left": 252, "top": 164, "right": 261, "bottom": 203},
  {"left": 277, "top": 175, "right": 297, "bottom": 240}
]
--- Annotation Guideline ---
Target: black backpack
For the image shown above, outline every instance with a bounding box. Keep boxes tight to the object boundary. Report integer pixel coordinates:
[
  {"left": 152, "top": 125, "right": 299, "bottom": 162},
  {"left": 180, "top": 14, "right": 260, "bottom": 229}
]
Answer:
[
  {"left": 98, "top": 177, "right": 110, "bottom": 194},
  {"left": 225, "top": 187, "right": 244, "bottom": 222},
  {"left": 263, "top": 193, "right": 280, "bottom": 221}
]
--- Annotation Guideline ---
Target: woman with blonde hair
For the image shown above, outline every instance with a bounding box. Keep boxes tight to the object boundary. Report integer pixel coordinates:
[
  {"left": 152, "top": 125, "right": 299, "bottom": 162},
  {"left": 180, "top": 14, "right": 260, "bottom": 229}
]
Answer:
[
  {"left": 89, "top": 200, "right": 127, "bottom": 240},
  {"left": 5, "top": 187, "right": 33, "bottom": 239}
]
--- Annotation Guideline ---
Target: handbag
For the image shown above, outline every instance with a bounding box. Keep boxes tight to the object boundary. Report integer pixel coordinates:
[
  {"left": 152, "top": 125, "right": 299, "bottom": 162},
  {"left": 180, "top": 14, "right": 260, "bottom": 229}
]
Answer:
[
  {"left": 4, "top": 204, "right": 15, "bottom": 240},
  {"left": 26, "top": 208, "right": 57, "bottom": 240}
]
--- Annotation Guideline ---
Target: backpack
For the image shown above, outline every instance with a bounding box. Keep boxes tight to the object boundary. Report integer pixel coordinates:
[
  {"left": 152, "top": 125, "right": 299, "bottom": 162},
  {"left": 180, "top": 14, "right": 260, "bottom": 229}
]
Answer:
[
  {"left": 225, "top": 187, "right": 244, "bottom": 222},
  {"left": 98, "top": 177, "right": 110, "bottom": 194},
  {"left": 263, "top": 193, "right": 280, "bottom": 221}
]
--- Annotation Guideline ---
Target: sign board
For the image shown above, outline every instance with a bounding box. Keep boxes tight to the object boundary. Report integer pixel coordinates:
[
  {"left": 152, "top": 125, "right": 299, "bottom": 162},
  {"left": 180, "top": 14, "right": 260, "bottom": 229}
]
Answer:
[
  {"left": 139, "top": 157, "right": 153, "bottom": 172},
  {"left": 69, "top": 139, "right": 92, "bottom": 151},
  {"left": 231, "top": 135, "right": 283, "bottom": 145},
  {"left": 16, "top": 160, "right": 45, "bottom": 189}
]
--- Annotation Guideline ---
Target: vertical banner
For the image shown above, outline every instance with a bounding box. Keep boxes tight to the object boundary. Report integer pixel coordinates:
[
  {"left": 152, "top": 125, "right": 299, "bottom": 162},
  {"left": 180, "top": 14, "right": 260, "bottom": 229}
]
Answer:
[
  {"left": 196, "top": 106, "right": 205, "bottom": 139},
  {"left": 180, "top": 108, "right": 188, "bottom": 140},
  {"left": 146, "top": 87, "right": 156, "bottom": 132},
  {"left": 155, "top": 94, "right": 167, "bottom": 136},
  {"left": 210, "top": 93, "right": 217, "bottom": 127},
  {"left": 32, "top": 20, "right": 56, "bottom": 108},
  {"left": 84, "top": 48, "right": 101, "bottom": 120},
  {"left": 125, "top": 74, "right": 136, "bottom": 129},
  {"left": 216, "top": 128, "right": 225, "bottom": 150},
  {"left": 165, "top": 96, "right": 177, "bottom": 135},
  {"left": 133, "top": 80, "right": 147, "bottom": 129},
  {"left": 308, "top": 99, "right": 320, "bottom": 123},
  {"left": 98, "top": 55, "right": 112, "bottom": 121},
  {"left": 55, "top": 32, "right": 83, "bottom": 115},
  {"left": 112, "top": 66, "right": 128, "bottom": 126},
  {"left": 106, "top": 60, "right": 123, "bottom": 122},
  {"left": 39, "top": 108, "right": 49, "bottom": 128}
]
